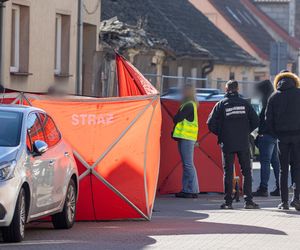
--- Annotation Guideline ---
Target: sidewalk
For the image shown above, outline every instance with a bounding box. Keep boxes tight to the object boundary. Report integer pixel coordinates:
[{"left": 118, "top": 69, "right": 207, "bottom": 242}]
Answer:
[{"left": 151, "top": 194, "right": 300, "bottom": 250}]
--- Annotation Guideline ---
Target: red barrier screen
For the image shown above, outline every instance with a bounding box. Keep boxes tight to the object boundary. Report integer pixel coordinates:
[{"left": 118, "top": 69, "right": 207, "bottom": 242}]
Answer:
[
  {"left": 1, "top": 54, "right": 162, "bottom": 221},
  {"left": 158, "top": 99, "right": 242, "bottom": 194}
]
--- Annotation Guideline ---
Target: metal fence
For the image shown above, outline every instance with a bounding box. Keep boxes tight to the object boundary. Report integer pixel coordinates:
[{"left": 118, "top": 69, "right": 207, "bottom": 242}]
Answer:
[
  {"left": 210, "top": 79, "right": 259, "bottom": 97},
  {"left": 143, "top": 73, "right": 259, "bottom": 97},
  {"left": 143, "top": 74, "right": 208, "bottom": 94}
]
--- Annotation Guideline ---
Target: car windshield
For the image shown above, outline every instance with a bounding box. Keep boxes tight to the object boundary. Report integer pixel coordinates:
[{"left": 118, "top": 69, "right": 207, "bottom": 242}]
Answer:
[{"left": 0, "top": 110, "right": 23, "bottom": 147}]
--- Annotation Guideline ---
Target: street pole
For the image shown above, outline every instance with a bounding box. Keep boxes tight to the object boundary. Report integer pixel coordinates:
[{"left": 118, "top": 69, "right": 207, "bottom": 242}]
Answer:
[
  {"left": 0, "top": 1, "right": 8, "bottom": 87},
  {"left": 76, "top": 0, "right": 83, "bottom": 95}
]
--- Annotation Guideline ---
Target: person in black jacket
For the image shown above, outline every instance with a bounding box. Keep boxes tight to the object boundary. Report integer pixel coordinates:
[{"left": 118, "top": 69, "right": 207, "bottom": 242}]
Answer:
[
  {"left": 265, "top": 70, "right": 300, "bottom": 210},
  {"left": 207, "top": 80, "right": 259, "bottom": 209},
  {"left": 252, "top": 80, "right": 280, "bottom": 197}
]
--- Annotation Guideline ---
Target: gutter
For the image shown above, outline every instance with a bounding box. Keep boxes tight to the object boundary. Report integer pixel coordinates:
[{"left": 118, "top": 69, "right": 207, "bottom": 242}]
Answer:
[
  {"left": 0, "top": 1, "right": 8, "bottom": 88},
  {"left": 76, "top": 0, "right": 83, "bottom": 95}
]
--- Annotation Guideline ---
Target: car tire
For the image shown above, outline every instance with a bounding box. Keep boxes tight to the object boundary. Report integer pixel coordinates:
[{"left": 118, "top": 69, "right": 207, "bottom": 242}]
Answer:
[
  {"left": 2, "top": 188, "right": 26, "bottom": 243},
  {"left": 52, "top": 179, "right": 76, "bottom": 229}
]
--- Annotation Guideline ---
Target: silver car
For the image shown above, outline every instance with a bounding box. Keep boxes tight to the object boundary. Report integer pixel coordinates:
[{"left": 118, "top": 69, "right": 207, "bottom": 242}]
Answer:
[{"left": 0, "top": 105, "right": 78, "bottom": 242}]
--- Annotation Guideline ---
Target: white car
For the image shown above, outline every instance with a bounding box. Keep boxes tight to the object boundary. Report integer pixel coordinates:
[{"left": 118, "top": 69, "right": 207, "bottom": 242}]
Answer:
[{"left": 0, "top": 105, "right": 78, "bottom": 242}]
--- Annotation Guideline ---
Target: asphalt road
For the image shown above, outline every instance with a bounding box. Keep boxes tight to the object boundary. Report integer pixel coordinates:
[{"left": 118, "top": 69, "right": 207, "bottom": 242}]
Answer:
[{"left": 0, "top": 164, "right": 298, "bottom": 250}]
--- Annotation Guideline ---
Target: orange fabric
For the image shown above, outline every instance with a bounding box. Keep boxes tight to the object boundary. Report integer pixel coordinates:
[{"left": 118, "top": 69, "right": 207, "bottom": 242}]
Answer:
[
  {"left": 31, "top": 97, "right": 161, "bottom": 220},
  {"left": 116, "top": 54, "right": 158, "bottom": 97},
  {"left": 3, "top": 53, "right": 161, "bottom": 221}
]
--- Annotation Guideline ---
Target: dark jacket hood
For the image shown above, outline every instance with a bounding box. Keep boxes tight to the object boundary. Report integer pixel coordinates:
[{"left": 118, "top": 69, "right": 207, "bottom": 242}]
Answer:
[
  {"left": 277, "top": 78, "right": 297, "bottom": 91},
  {"left": 274, "top": 72, "right": 300, "bottom": 91},
  {"left": 256, "top": 80, "right": 274, "bottom": 100}
]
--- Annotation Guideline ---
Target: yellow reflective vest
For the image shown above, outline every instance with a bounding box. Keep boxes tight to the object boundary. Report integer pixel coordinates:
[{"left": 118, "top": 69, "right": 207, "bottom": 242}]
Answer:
[{"left": 173, "top": 101, "right": 198, "bottom": 141}]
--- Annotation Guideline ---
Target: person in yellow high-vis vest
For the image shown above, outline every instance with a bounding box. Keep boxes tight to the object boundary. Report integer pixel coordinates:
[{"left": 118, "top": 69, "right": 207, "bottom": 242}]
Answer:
[{"left": 172, "top": 84, "right": 199, "bottom": 198}]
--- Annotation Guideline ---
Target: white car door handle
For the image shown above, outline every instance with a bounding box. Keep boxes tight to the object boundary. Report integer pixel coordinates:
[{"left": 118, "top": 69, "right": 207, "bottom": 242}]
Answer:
[{"left": 49, "top": 160, "right": 55, "bottom": 166}]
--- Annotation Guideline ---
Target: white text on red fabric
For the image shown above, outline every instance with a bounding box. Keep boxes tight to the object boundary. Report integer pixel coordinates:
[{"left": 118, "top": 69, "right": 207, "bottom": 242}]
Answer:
[{"left": 71, "top": 114, "right": 114, "bottom": 126}]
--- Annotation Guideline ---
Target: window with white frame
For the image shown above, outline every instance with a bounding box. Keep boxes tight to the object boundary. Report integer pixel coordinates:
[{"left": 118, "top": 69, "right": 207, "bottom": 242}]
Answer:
[
  {"left": 54, "top": 14, "right": 70, "bottom": 76},
  {"left": 10, "top": 5, "right": 20, "bottom": 73},
  {"left": 10, "top": 4, "right": 29, "bottom": 74},
  {"left": 54, "top": 14, "right": 62, "bottom": 74}
]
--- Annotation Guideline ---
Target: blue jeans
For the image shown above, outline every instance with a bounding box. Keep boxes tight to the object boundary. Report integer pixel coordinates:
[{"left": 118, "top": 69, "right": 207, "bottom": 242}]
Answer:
[
  {"left": 256, "top": 134, "right": 280, "bottom": 189},
  {"left": 178, "top": 139, "right": 199, "bottom": 193}
]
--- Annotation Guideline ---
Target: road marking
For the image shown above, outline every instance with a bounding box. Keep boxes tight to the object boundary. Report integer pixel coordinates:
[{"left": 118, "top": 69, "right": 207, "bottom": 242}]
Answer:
[{"left": 0, "top": 239, "right": 83, "bottom": 247}]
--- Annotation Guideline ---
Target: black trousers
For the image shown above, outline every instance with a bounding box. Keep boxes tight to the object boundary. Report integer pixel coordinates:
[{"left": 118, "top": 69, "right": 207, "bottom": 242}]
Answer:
[
  {"left": 278, "top": 141, "right": 300, "bottom": 203},
  {"left": 222, "top": 150, "right": 253, "bottom": 203},
  {"left": 291, "top": 162, "right": 300, "bottom": 201}
]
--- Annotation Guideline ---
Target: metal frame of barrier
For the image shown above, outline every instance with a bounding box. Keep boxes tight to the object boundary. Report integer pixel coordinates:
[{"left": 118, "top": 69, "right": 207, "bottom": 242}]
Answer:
[{"left": 1, "top": 92, "right": 160, "bottom": 221}]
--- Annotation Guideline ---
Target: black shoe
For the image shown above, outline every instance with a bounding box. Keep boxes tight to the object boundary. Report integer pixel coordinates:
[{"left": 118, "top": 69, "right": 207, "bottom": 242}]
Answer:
[
  {"left": 175, "top": 192, "right": 198, "bottom": 198},
  {"left": 244, "top": 201, "right": 260, "bottom": 209},
  {"left": 270, "top": 187, "right": 280, "bottom": 197},
  {"left": 291, "top": 200, "right": 300, "bottom": 211},
  {"left": 220, "top": 203, "right": 233, "bottom": 209},
  {"left": 278, "top": 202, "right": 289, "bottom": 210},
  {"left": 290, "top": 200, "right": 298, "bottom": 208},
  {"left": 252, "top": 187, "right": 268, "bottom": 197}
]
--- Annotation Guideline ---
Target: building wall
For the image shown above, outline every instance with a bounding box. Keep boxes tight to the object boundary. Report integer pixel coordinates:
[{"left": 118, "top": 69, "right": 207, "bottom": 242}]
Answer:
[
  {"left": 248, "top": 3, "right": 299, "bottom": 74},
  {"left": 164, "top": 57, "right": 206, "bottom": 91},
  {"left": 82, "top": 0, "right": 101, "bottom": 96},
  {"left": 189, "top": 0, "right": 259, "bottom": 59},
  {"left": 83, "top": 0, "right": 101, "bottom": 40},
  {"left": 189, "top": 0, "right": 269, "bottom": 78},
  {"left": 1, "top": 0, "right": 100, "bottom": 94},
  {"left": 209, "top": 64, "right": 257, "bottom": 95},
  {"left": 254, "top": 1, "right": 292, "bottom": 36},
  {"left": 122, "top": 49, "right": 207, "bottom": 92}
]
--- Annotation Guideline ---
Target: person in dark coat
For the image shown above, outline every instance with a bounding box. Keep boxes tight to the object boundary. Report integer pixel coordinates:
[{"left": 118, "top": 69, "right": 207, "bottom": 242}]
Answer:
[
  {"left": 207, "top": 80, "right": 260, "bottom": 209},
  {"left": 252, "top": 80, "right": 280, "bottom": 197},
  {"left": 265, "top": 70, "right": 300, "bottom": 210}
]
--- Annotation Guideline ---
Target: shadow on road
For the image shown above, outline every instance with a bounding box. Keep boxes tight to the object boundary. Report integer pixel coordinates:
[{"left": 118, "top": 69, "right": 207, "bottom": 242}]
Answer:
[{"left": 0, "top": 196, "right": 287, "bottom": 249}]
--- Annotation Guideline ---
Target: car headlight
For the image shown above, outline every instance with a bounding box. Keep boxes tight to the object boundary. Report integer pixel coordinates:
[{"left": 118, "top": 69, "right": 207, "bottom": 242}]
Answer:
[{"left": 0, "top": 161, "right": 17, "bottom": 181}]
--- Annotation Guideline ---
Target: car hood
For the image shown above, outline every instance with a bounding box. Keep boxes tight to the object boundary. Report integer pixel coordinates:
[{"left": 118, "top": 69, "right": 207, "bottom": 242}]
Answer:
[{"left": 0, "top": 147, "right": 19, "bottom": 163}]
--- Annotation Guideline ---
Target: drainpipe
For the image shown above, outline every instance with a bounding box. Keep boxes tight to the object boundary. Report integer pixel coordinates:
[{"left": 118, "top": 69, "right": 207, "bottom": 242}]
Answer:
[
  {"left": 201, "top": 60, "right": 214, "bottom": 87},
  {"left": 0, "top": 1, "right": 8, "bottom": 88},
  {"left": 76, "top": 0, "right": 83, "bottom": 95}
]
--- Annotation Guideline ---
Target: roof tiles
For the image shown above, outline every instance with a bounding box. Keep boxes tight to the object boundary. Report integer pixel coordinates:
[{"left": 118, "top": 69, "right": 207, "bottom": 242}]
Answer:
[
  {"left": 102, "top": 0, "right": 258, "bottom": 65},
  {"left": 209, "top": 0, "right": 275, "bottom": 60}
]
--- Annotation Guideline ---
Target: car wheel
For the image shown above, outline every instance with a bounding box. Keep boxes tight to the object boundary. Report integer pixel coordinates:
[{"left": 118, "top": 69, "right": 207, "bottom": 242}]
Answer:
[
  {"left": 2, "top": 188, "right": 26, "bottom": 242},
  {"left": 52, "top": 179, "right": 76, "bottom": 229}
]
